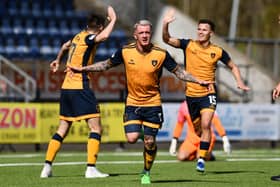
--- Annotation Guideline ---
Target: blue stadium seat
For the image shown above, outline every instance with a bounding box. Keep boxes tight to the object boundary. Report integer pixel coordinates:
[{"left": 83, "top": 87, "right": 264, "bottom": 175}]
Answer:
[
  {"left": 7, "top": 0, "right": 17, "bottom": 16},
  {"left": 95, "top": 43, "right": 110, "bottom": 61},
  {"left": 54, "top": 4, "right": 64, "bottom": 18},
  {"left": 16, "top": 38, "right": 30, "bottom": 58},
  {"left": 19, "top": 1, "right": 30, "bottom": 17},
  {"left": 1, "top": 19, "right": 13, "bottom": 36},
  {"left": 40, "top": 38, "right": 53, "bottom": 60},
  {"left": 12, "top": 19, "right": 25, "bottom": 37},
  {"left": 48, "top": 20, "right": 60, "bottom": 38},
  {"left": 0, "top": 0, "right": 8, "bottom": 17},
  {"left": 35, "top": 19, "right": 48, "bottom": 37},
  {"left": 31, "top": 2, "right": 42, "bottom": 18},
  {"left": 29, "top": 38, "right": 41, "bottom": 59},
  {"left": 107, "top": 41, "right": 118, "bottom": 55},
  {"left": 5, "top": 38, "right": 17, "bottom": 59},
  {"left": 70, "top": 20, "right": 80, "bottom": 35},
  {"left": 25, "top": 19, "right": 35, "bottom": 36},
  {"left": 110, "top": 29, "right": 128, "bottom": 47},
  {"left": 59, "top": 20, "right": 71, "bottom": 38},
  {"left": 51, "top": 38, "right": 62, "bottom": 56}
]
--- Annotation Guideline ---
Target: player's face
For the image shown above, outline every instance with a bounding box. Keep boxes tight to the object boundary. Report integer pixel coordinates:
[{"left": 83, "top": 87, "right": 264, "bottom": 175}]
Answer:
[
  {"left": 134, "top": 25, "right": 152, "bottom": 47},
  {"left": 197, "top": 23, "right": 212, "bottom": 43}
]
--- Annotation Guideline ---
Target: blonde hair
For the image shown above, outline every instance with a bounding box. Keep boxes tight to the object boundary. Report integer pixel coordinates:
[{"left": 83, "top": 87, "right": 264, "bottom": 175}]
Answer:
[{"left": 134, "top": 20, "right": 152, "bottom": 30}]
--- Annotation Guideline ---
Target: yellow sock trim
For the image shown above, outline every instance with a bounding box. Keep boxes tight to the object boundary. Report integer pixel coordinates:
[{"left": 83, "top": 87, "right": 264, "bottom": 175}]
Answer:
[{"left": 199, "top": 149, "right": 208, "bottom": 158}]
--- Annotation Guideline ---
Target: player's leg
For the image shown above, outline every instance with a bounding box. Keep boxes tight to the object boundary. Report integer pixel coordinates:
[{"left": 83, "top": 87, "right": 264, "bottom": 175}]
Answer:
[
  {"left": 140, "top": 106, "right": 162, "bottom": 184},
  {"left": 205, "top": 133, "right": 216, "bottom": 161},
  {"left": 196, "top": 110, "right": 214, "bottom": 172},
  {"left": 123, "top": 106, "right": 142, "bottom": 143},
  {"left": 141, "top": 126, "right": 158, "bottom": 184},
  {"left": 85, "top": 117, "right": 109, "bottom": 178},
  {"left": 40, "top": 120, "right": 72, "bottom": 178}
]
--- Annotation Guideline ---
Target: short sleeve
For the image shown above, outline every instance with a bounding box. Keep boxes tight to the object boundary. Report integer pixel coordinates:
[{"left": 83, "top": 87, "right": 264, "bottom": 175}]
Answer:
[
  {"left": 220, "top": 49, "right": 231, "bottom": 65},
  {"left": 179, "top": 39, "right": 190, "bottom": 49},
  {"left": 85, "top": 34, "right": 96, "bottom": 46},
  {"left": 163, "top": 51, "right": 178, "bottom": 72},
  {"left": 110, "top": 48, "right": 123, "bottom": 66}
]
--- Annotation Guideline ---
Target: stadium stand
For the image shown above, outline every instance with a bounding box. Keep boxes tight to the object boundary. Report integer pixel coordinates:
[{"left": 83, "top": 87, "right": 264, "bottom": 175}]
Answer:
[{"left": 0, "top": 0, "right": 128, "bottom": 61}]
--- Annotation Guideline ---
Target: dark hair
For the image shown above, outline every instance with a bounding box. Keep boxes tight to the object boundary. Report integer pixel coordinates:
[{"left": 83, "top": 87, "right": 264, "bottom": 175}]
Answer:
[
  {"left": 198, "top": 19, "right": 215, "bottom": 32},
  {"left": 87, "top": 13, "right": 106, "bottom": 30}
]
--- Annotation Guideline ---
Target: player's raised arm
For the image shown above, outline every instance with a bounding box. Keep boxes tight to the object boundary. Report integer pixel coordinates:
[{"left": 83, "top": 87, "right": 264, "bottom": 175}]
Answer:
[
  {"left": 162, "top": 8, "right": 181, "bottom": 48},
  {"left": 50, "top": 40, "right": 71, "bottom": 73},
  {"left": 95, "top": 6, "right": 117, "bottom": 43},
  {"left": 226, "top": 60, "right": 250, "bottom": 91}
]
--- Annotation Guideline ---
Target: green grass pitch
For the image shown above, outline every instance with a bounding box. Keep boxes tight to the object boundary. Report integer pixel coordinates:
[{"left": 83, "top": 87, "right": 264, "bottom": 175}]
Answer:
[{"left": 0, "top": 149, "right": 280, "bottom": 187}]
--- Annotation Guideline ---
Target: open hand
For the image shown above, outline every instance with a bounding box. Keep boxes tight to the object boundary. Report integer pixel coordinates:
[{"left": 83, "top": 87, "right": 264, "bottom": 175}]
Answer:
[{"left": 163, "top": 8, "right": 176, "bottom": 24}]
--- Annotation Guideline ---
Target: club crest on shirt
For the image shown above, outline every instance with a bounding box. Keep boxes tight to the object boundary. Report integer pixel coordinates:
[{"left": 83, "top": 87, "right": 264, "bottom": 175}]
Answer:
[
  {"left": 151, "top": 60, "right": 158, "bottom": 66},
  {"left": 128, "top": 59, "right": 135, "bottom": 64},
  {"left": 211, "top": 53, "right": 216, "bottom": 58}
]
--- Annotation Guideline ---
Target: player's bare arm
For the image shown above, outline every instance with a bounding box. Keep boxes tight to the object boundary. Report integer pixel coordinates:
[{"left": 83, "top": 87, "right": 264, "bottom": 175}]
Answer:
[
  {"left": 95, "top": 6, "right": 117, "bottom": 43},
  {"left": 173, "top": 66, "right": 214, "bottom": 86},
  {"left": 162, "top": 8, "right": 181, "bottom": 47},
  {"left": 68, "top": 59, "right": 113, "bottom": 73},
  {"left": 227, "top": 60, "right": 250, "bottom": 91},
  {"left": 272, "top": 82, "right": 280, "bottom": 100},
  {"left": 50, "top": 40, "right": 71, "bottom": 73}
]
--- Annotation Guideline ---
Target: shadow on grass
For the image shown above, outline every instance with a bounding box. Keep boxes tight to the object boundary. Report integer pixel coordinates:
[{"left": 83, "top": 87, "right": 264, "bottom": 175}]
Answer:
[
  {"left": 207, "top": 170, "right": 266, "bottom": 174},
  {"left": 106, "top": 172, "right": 141, "bottom": 177},
  {"left": 152, "top": 179, "right": 231, "bottom": 184}
]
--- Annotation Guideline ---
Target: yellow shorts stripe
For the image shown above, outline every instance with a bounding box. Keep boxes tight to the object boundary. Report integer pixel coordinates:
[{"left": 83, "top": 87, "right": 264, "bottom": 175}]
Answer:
[
  {"left": 200, "top": 108, "right": 215, "bottom": 114},
  {"left": 124, "top": 120, "right": 142, "bottom": 126},
  {"left": 143, "top": 121, "right": 160, "bottom": 129},
  {"left": 60, "top": 113, "right": 100, "bottom": 122}
]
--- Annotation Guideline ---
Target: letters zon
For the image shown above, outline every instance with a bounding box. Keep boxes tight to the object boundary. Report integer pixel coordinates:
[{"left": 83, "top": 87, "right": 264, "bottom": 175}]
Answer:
[{"left": 0, "top": 108, "right": 36, "bottom": 128}]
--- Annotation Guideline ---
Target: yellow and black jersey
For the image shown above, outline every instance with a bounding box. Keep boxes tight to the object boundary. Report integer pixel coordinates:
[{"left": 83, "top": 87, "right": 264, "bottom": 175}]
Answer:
[
  {"left": 62, "top": 30, "right": 97, "bottom": 89},
  {"left": 110, "top": 43, "right": 178, "bottom": 106},
  {"left": 179, "top": 39, "right": 231, "bottom": 97}
]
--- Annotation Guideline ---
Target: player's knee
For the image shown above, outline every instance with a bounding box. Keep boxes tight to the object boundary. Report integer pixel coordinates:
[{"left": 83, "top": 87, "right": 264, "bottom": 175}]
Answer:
[
  {"left": 177, "top": 154, "right": 186, "bottom": 161},
  {"left": 144, "top": 135, "right": 155, "bottom": 149},
  {"left": 126, "top": 134, "right": 138, "bottom": 143}
]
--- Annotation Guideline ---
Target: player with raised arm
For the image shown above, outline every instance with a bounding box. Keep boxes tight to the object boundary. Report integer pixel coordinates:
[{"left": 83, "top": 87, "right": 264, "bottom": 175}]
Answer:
[
  {"left": 162, "top": 8, "right": 249, "bottom": 172},
  {"left": 40, "top": 6, "right": 117, "bottom": 179}
]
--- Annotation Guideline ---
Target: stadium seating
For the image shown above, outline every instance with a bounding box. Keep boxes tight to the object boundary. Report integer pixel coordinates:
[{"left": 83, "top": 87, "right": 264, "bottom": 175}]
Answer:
[{"left": 0, "top": 0, "right": 128, "bottom": 61}]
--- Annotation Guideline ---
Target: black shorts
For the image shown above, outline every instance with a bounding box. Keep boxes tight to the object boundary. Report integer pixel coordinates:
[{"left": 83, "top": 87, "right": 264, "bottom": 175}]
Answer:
[
  {"left": 186, "top": 94, "right": 217, "bottom": 121},
  {"left": 59, "top": 89, "right": 100, "bottom": 121},
  {"left": 123, "top": 106, "right": 163, "bottom": 136}
]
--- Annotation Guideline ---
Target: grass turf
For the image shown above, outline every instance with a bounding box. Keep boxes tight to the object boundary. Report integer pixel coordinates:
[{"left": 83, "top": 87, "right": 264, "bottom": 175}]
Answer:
[{"left": 0, "top": 149, "right": 280, "bottom": 187}]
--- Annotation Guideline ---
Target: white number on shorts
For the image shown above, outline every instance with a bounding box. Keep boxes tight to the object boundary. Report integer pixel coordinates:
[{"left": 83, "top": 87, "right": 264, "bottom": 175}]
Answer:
[{"left": 208, "top": 95, "right": 217, "bottom": 105}]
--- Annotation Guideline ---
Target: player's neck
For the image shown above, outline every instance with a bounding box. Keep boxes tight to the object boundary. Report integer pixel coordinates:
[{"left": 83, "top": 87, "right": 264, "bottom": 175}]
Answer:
[
  {"left": 136, "top": 43, "right": 152, "bottom": 54},
  {"left": 198, "top": 40, "right": 211, "bottom": 48}
]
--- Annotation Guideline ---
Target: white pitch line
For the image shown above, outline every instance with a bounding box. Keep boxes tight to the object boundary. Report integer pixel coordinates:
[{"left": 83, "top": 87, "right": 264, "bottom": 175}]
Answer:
[
  {"left": 227, "top": 158, "right": 280, "bottom": 161},
  {"left": 0, "top": 160, "right": 179, "bottom": 167}
]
